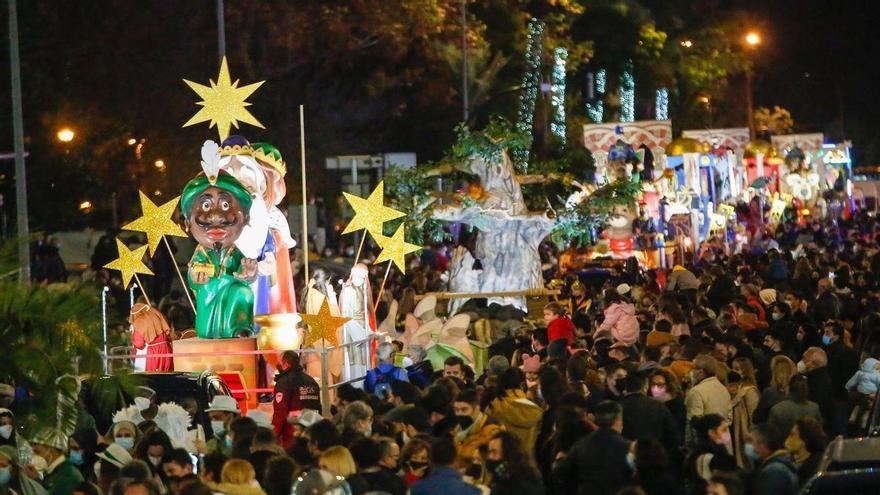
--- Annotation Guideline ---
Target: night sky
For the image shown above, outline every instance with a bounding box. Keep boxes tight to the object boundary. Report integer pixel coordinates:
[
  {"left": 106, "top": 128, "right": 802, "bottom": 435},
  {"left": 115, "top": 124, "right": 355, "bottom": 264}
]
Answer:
[{"left": 741, "top": 0, "right": 880, "bottom": 150}]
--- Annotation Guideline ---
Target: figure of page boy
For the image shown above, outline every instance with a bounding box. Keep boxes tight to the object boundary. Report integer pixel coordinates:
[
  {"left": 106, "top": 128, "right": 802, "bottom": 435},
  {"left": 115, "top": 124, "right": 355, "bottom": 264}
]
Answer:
[{"left": 181, "top": 168, "right": 258, "bottom": 338}]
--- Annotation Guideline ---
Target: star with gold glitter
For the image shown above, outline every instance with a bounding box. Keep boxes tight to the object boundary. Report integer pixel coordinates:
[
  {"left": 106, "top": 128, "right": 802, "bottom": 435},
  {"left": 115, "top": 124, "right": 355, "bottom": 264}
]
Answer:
[
  {"left": 341, "top": 181, "right": 405, "bottom": 237},
  {"left": 122, "top": 191, "right": 188, "bottom": 256},
  {"left": 374, "top": 225, "right": 421, "bottom": 273},
  {"left": 103, "top": 238, "right": 154, "bottom": 289},
  {"left": 301, "top": 297, "right": 350, "bottom": 347},
  {"left": 182, "top": 56, "right": 265, "bottom": 141}
]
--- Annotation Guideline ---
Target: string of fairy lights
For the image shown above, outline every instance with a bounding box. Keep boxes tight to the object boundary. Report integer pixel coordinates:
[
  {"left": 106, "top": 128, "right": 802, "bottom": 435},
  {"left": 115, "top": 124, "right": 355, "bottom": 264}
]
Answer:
[
  {"left": 655, "top": 87, "right": 669, "bottom": 121},
  {"left": 550, "top": 47, "right": 568, "bottom": 144},
  {"left": 586, "top": 68, "right": 606, "bottom": 123},
  {"left": 514, "top": 17, "right": 545, "bottom": 170},
  {"left": 620, "top": 61, "right": 635, "bottom": 123}
]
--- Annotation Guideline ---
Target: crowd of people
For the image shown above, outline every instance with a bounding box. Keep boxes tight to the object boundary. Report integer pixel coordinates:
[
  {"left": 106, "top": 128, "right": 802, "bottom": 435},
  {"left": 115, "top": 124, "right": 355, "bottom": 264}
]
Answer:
[{"left": 4, "top": 214, "right": 880, "bottom": 495}]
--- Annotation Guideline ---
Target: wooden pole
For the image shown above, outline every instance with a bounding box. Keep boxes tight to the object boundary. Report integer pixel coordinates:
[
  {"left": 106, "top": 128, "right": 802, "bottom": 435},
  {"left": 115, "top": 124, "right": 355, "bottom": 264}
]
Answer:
[
  {"left": 133, "top": 274, "right": 153, "bottom": 307},
  {"left": 164, "top": 237, "right": 196, "bottom": 315},
  {"left": 299, "top": 105, "right": 309, "bottom": 284},
  {"left": 353, "top": 232, "right": 367, "bottom": 266},
  {"left": 373, "top": 261, "right": 392, "bottom": 313}
]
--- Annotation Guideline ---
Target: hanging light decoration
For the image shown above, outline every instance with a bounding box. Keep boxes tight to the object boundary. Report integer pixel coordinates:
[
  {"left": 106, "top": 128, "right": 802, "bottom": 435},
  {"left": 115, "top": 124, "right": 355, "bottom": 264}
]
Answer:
[
  {"left": 586, "top": 68, "right": 605, "bottom": 123},
  {"left": 655, "top": 87, "right": 669, "bottom": 121},
  {"left": 550, "top": 47, "right": 568, "bottom": 143},
  {"left": 514, "top": 18, "right": 545, "bottom": 170},
  {"left": 620, "top": 62, "right": 635, "bottom": 123}
]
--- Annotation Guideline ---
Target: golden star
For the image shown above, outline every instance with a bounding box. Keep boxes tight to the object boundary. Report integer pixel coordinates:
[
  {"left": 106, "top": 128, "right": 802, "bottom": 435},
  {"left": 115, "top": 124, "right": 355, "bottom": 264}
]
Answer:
[
  {"left": 122, "top": 191, "right": 188, "bottom": 256},
  {"left": 182, "top": 56, "right": 265, "bottom": 141},
  {"left": 103, "top": 238, "right": 154, "bottom": 289},
  {"left": 374, "top": 225, "right": 421, "bottom": 273},
  {"left": 301, "top": 297, "right": 351, "bottom": 347},
  {"left": 341, "top": 181, "right": 405, "bottom": 237}
]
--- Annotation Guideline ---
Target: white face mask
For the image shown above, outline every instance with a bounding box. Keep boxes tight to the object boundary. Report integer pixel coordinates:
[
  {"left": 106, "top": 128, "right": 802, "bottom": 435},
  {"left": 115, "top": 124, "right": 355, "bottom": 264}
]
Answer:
[
  {"left": 148, "top": 455, "right": 162, "bottom": 467},
  {"left": 134, "top": 397, "right": 152, "bottom": 411},
  {"left": 0, "top": 425, "right": 12, "bottom": 439},
  {"left": 797, "top": 360, "right": 807, "bottom": 373},
  {"left": 211, "top": 420, "right": 225, "bottom": 435}
]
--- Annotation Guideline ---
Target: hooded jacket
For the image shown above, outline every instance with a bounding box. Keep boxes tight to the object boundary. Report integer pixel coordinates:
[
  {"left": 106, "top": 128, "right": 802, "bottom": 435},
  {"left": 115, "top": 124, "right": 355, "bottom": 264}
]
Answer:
[
  {"left": 487, "top": 390, "right": 543, "bottom": 452},
  {"left": 845, "top": 358, "right": 880, "bottom": 395},
  {"left": 597, "top": 303, "right": 639, "bottom": 345}
]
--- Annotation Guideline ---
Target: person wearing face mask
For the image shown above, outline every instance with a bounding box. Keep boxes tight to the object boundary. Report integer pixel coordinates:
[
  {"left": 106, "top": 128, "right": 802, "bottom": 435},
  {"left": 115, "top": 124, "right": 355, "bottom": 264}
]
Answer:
[
  {"left": 205, "top": 396, "right": 241, "bottom": 457},
  {"left": 347, "top": 437, "right": 406, "bottom": 495},
  {"left": 0, "top": 445, "right": 47, "bottom": 495},
  {"left": 797, "top": 347, "right": 835, "bottom": 433},
  {"left": 30, "top": 428, "right": 83, "bottom": 495},
  {"left": 133, "top": 430, "right": 174, "bottom": 486},
  {"left": 112, "top": 387, "right": 191, "bottom": 452},
  {"left": 619, "top": 374, "right": 680, "bottom": 471},
  {"left": 745, "top": 423, "right": 798, "bottom": 495},
  {"left": 453, "top": 389, "right": 502, "bottom": 471},
  {"left": 484, "top": 431, "right": 542, "bottom": 495},
  {"left": 682, "top": 414, "right": 736, "bottom": 495},
  {"left": 648, "top": 369, "right": 686, "bottom": 441},
  {"left": 398, "top": 439, "right": 431, "bottom": 487},
  {"left": 485, "top": 368, "right": 543, "bottom": 453},
  {"left": 626, "top": 438, "right": 681, "bottom": 495},
  {"left": 820, "top": 321, "right": 859, "bottom": 435},
  {"left": 106, "top": 421, "right": 141, "bottom": 454},
  {"left": 68, "top": 429, "right": 98, "bottom": 483},
  {"left": 0, "top": 409, "right": 32, "bottom": 470}
]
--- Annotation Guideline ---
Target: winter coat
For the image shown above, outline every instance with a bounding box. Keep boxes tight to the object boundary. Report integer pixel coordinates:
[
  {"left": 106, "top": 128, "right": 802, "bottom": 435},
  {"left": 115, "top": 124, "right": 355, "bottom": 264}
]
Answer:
[
  {"left": 666, "top": 268, "right": 700, "bottom": 292},
  {"left": 487, "top": 390, "right": 543, "bottom": 453},
  {"left": 208, "top": 482, "right": 267, "bottom": 495},
  {"left": 42, "top": 458, "right": 84, "bottom": 495},
  {"left": 768, "top": 399, "right": 822, "bottom": 437},
  {"left": 729, "top": 384, "right": 759, "bottom": 471},
  {"left": 620, "top": 393, "right": 679, "bottom": 458},
  {"left": 455, "top": 414, "right": 504, "bottom": 467},
  {"left": 597, "top": 303, "right": 639, "bottom": 346},
  {"left": 845, "top": 358, "right": 880, "bottom": 394},
  {"left": 411, "top": 467, "right": 480, "bottom": 495},
  {"left": 553, "top": 428, "right": 632, "bottom": 495},
  {"left": 547, "top": 316, "right": 575, "bottom": 346},
  {"left": 684, "top": 377, "right": 731, "bottom": 421}
]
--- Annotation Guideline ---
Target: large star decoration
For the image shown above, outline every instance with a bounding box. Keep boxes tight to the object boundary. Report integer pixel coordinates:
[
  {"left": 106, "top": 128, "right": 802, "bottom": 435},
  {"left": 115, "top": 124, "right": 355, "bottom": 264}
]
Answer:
[
  {"left": 182, "top": 56, "right": 265, "bottom": 141},
  {"left": 301, "top": 297, "right": 350, "bottom": 347},
  {"left": 103, "top": 238, "right": 153, "bottom": 289},
  {"left": 342, "top": 181, "right": 405, "bottom": 237},
  {"left": 122, "top": 191, "right": 188, "bottom": 256},
  {"left": 374, "top": 225, "right": 421, "bottom": 273}
]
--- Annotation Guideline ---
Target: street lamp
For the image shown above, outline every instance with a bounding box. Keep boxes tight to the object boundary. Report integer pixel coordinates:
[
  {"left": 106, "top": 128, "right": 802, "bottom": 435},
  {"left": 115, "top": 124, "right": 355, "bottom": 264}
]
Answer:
[
  {"left": 680, "top": 39, "right": 693, "bottom": 48},
  {"left": 57, "top": 128, "right": 75, "bottom": 143},
  {"left": 745, "top": 31, "right": 761, "bottom": 47},
  {"left": 743, "top": 31, "right": 762, "bottom": 139},
  {"left": 154, "top": 159, "right": 165, "bottom": 169}
]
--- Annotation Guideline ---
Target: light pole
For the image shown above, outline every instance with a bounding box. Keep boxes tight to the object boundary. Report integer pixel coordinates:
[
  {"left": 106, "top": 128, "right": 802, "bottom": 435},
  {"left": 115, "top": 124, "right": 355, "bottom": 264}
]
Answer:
[
  {"left": 8, "top": 0, "right": 29, "bottom": 283},
  {"left": 217, "top": 0, "right": 226, "bottom": 62},
  {"left": 744, "top": 31, "right": 761, "bottom": 139}
]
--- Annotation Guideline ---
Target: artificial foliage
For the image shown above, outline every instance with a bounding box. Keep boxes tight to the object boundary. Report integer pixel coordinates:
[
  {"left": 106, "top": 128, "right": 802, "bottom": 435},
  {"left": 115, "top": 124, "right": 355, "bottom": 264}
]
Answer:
[
  {"left": 513, "top": 18, "right": 545, "bottom": 170},
  {"left": 385, "top": 118, "right": 639, "bottom": 250},
  {"left": 551, "top": 178, "right": 643, "bottom": 247}
]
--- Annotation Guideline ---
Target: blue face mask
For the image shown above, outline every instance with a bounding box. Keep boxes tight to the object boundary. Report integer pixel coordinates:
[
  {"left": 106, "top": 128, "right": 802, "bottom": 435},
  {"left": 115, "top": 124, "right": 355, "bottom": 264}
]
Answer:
[
  {"left": 225, "top": 436, "right": 233, "bottom": 448},
  {"left": 744, "top": 442, "right": 760, "bottom": 461},
  {"left": 822, "top": 335, "right": 833, "bottom": 346},
  {"left": 115, "top": 437, "right": 135, "bottom": 450},
  {"left": 0, "top": 467, "right": 10, "bottom": 486},
  {"left": 626, "top": 452, "right": 636, "bottom": 471},
  {"left": 69, "top": 449, "right": 84, "bottom": 466}
]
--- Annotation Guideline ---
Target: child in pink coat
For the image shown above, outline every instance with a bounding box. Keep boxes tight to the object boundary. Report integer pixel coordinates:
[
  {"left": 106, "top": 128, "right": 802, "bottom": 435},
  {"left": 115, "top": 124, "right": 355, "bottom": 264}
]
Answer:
[{"left": 594, "top": 290, "right": 639, "bottom": 346}]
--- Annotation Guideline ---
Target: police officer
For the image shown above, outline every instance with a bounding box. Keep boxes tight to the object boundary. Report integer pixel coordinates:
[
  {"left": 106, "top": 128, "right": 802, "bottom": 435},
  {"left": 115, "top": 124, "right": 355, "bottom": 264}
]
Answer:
[{"left": 272, "top": 351, "right": 322, "bottom": 449}]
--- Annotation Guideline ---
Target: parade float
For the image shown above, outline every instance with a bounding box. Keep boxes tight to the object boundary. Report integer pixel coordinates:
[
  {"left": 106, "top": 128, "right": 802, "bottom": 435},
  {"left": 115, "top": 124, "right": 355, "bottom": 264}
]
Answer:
[{"left": 99, "top": 58, "right": 423, "bottom": 416}]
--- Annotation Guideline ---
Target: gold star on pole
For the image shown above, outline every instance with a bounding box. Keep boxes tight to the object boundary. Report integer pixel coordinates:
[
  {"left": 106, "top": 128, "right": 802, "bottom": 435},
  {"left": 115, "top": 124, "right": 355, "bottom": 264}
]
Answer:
[
  {"left": 182, "top": 56, "right": 265, "bottom": 141},
  {"left": 374, "top": 225, "right": 421, "bottom": 273},
  {"left": 301, "top": 297, "right": 350, "bottom": 347},
  {"left": 103, "top": 238, "right": 154, "bottom": 289},
  {"left": 122, "top": 191, "right": 188, "bottom": 256},
  {"left": 341, "top": 181, "right": 405, "bottom": 237}
]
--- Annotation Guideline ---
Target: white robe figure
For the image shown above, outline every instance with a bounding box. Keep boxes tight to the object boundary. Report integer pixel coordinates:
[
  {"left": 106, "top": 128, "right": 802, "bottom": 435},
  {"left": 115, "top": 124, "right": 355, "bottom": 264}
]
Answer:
[
  {"left": 113, "top": 402, "right": 193, "bottom": 451},
  {"left": 338, "top": 265, "right": 376, "bottom": 388}
]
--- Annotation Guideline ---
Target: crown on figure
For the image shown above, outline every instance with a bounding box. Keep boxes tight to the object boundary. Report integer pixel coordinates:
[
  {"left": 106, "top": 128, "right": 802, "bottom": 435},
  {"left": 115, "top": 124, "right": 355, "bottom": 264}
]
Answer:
[
  {"left": 219, "top": 135, "right": 254, "bottom": 157},
  {"left": 252, "top": 142, "right": 287, "bottom": 176}
]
